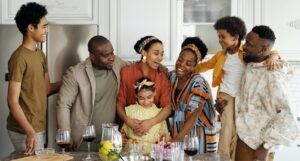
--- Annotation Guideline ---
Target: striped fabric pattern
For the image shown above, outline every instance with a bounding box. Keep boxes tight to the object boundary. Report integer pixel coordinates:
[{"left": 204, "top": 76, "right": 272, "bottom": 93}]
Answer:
[{"left": 169, "top": 72, "right": 218, "bottom": 154}]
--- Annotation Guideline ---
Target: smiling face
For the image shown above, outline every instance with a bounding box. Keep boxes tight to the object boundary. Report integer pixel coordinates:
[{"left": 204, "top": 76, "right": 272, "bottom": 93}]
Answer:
[
  {"left": 90, "top": 42, "right": 115, "bottom": 70},
  {"left": 217, "top": 29, "right": 238, "bottom": 50},
  {"left": 29, "top": 16, "right": 48, "bottom": 43},
  {"left": 136, "top": 89, "right": 155, "bottom": 108},
  {"left": 175, "top": 49, "right": 197, "bottom": 80},
  {"left": 141, "top": 42, "right": 164, "bottom": 69}
]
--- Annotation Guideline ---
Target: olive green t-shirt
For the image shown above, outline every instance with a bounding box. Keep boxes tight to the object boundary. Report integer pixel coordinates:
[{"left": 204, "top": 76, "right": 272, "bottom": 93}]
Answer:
[
  {"left": 7, "top": 45, "right": 47, "bottom": 134},
  {"left": 78, "top": 67, "right": 117, "bottom": 151}
]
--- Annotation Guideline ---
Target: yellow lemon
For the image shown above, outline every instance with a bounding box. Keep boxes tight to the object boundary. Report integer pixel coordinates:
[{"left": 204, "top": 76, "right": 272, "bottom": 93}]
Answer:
[
  {"left": 99, "top": 148, "right": 109, "bottom": 156},
  {"left": 101, "top": 141, "right": 113, "bottom": 151}
]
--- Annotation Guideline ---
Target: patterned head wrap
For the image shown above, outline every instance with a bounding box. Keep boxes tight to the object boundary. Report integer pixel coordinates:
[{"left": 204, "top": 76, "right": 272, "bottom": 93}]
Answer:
[{"left": 182, "top": 44, "right": 202, "bottom": 63}]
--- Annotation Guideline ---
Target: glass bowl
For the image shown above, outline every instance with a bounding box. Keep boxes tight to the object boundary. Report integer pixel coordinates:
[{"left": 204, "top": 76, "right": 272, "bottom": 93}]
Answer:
[{"left": 35, "top": 148, "right": 55, "bottom": 159}]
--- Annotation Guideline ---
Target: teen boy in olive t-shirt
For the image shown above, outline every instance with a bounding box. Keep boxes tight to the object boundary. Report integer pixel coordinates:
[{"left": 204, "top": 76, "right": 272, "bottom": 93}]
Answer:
[
  {"left": 8, "top": 46, "right": 47, "bottom": 135},
  {"left": 7, "top": 2, "right": 61, "bottom": 155}
]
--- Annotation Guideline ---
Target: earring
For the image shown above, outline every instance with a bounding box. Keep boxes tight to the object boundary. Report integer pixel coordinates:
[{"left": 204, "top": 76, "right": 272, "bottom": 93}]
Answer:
[{"left": 142, "top": 56, "right": 147, "bottom": 63}]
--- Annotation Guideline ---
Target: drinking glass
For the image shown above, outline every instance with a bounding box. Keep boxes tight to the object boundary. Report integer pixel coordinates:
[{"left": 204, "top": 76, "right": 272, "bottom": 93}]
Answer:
[
  {"left": 82, "top": 125, "right": 96, "bottom": 160},
  {"left": 56, "top": 129, "right": 70, "bottom": 161},
  {"left": 129, "top": 143, "right": 143, "bottom": 160},
  {"left": 183, "top": 134, "right": 199, "bottom": 161},
  {"left": 150, "top": 144, "right": 163, "bottom": 161},
  {"left": 171, "top": 142, "right": 184, "bottom": 161}
]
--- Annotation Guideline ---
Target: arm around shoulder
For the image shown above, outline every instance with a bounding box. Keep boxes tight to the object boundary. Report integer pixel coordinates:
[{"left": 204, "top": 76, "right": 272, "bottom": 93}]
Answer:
[
  {"left": 195, "top": 52, "right": 220, "bottom": 73},
  {"left": 44, "top": 72, "right": 61, "bottom": 96}
]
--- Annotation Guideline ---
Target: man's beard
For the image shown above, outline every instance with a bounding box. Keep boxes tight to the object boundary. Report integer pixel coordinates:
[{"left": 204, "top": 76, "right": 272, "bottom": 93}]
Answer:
[{"left": 243, "top": 53, "right": 260, "bottom": 63}]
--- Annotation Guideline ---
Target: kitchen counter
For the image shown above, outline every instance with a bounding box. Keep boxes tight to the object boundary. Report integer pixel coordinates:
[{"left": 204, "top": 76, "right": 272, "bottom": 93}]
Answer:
[{"left": 1, "top": 151, "right": 231, "bottom": 161}]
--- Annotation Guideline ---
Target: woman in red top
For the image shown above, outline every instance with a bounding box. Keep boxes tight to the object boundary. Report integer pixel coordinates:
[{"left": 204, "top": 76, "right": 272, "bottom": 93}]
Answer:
[{"left": 117, "top": 36, "right": 171, "bottom": 136}]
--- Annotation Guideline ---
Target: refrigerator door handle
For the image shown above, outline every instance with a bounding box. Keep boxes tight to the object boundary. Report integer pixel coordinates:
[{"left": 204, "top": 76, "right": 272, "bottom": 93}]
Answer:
[{"left": 5, "top": 73, "right": 10, "bottom": 81}]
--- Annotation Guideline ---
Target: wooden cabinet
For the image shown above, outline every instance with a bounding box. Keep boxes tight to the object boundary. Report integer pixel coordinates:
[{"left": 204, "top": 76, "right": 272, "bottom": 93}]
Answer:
[{"left": 0, "top": 0, "right": 98, "bottom": 24}]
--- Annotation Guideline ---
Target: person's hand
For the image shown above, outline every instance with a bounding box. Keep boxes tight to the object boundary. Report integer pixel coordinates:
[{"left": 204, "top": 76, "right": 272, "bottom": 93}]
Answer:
[
  {"left": 135, "top": 119, "right": 154, "bottom": 136},
  {"left": 254, "top": 144, "right": 269, "bottom": 161},
  {"left": 24, "top": 131, "right": 37, "bottom": 155},
  {"left": 264, "top": 55, "right": 283, "bottom": 70},
  {"left": 125, "top": 118, "right": 142, "bottom": 134},
  {"left": 68, "top": 138, "right": 77, "bottom": 151},
  {"left": 164, "top": 134, "right": 172, "bottom": 142},
  {"left": 214, "top": 98, "right": 228, "bottom": 114}
]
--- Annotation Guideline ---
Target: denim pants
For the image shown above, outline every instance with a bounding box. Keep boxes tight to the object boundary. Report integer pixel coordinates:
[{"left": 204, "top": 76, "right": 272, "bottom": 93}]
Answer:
[{"left": 7, "top": 130, "right": 45, "bottom": 152}]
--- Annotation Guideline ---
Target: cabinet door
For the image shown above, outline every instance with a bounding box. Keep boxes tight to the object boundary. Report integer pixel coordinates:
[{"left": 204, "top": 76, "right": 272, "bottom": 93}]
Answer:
[
  {"left": 1, "top": 0, "right": 98, "bottom": 24},
  {"left": 181, "top": 0, "right": 236, "bottom": 55},
  {"left": 259, "top": 0, "right": 300, "bottom": 61},
  {"left": 110, "top": 0, "right": 180, "bottom": 66}
]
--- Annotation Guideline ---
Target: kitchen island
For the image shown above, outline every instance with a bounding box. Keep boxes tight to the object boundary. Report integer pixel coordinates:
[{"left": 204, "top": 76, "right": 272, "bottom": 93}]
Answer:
[{"left": 2, "top": 151, "right": 231, "bottom": 161}]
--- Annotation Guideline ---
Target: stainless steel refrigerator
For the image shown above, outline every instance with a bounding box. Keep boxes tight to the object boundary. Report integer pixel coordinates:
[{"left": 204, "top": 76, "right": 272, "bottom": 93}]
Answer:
[{"left": 0, "top": 24, "right": 98, "bottom": 158}]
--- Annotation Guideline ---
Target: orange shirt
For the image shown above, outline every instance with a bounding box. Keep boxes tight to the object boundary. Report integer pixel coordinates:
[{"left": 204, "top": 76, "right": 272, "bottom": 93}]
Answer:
[{"left": 117, "top": 62, "right": 171, "bottom": 108}]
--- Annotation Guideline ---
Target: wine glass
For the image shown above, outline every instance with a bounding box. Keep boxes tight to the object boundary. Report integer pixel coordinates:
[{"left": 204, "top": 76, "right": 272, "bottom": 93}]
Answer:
[
  {"left": 183, "top": 134, "right": 199, "bottom": 161},
  {"left": 82, "top": 125, "right": 96, "bottom": 160},
  {"left": 56, "top": 129, "right": 70, "bottom": 160}
]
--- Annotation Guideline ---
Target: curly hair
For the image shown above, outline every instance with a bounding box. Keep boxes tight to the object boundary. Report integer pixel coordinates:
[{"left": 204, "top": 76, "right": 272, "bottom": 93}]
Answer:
[
  {"left": 181, "top": 37, "right": 208, "bottom": 61},
  {"left": 252, "top": 25, "right": 276, "bottom": 43},
  {"left": 214, "top": 16, "right": 246, "bottom": 43},
  {"left": 14, "top": 2, "right": 47, "bottom": 35}
]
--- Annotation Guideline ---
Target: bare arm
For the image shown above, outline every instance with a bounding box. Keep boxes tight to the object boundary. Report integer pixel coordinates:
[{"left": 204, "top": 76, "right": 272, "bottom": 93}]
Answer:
[
  {"left": 149, "top": 105, "right": 171, "bottom": 126},
  {"left": 7, "top": 81, "right": 37, "bottom": 155},
  {"left": 44, "top": 72, "right": 61, "bottom": 96},
  {"left": 116, "top": 104, "right": 128, "bottom": 123},
  {"left": 172, "top": 107, "right": 203, "bottom": 141}
]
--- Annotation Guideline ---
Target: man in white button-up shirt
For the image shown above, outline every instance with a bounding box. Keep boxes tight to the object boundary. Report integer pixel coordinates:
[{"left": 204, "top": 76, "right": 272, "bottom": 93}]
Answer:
[{"left": 235, "top": 25, "right": 299, "bottom": 161}]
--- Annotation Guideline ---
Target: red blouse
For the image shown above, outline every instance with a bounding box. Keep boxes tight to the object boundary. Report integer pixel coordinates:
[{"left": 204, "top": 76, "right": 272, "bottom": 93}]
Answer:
[{"left": 117, "top": 62, "right": 171, "bottom": 108}]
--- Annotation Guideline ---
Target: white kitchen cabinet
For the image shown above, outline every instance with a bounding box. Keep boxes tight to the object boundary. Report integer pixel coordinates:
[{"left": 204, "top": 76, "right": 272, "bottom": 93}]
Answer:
[
  {"left": 256, "top": 0, "right": 300, "bottom": 61},
  {"left": 180, "top": 0, "right": 237, "bottom": 55},
  {"left": 109, "top": 0, "right": 181, "bottom": 66},
  {"left": 0, "top": 0, "right": 98, "bottom": 24}
]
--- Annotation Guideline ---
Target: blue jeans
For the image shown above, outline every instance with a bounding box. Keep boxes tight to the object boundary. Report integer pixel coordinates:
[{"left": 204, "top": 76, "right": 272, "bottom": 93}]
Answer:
[{"left": 7, "top": 130, "right": 45, "bottom": 152}]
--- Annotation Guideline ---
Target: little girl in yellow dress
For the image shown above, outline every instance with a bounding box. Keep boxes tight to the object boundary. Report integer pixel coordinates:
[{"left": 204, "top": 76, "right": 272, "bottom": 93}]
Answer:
[{"left": 121, "top": 77, "right": 170, "bottom": 154}]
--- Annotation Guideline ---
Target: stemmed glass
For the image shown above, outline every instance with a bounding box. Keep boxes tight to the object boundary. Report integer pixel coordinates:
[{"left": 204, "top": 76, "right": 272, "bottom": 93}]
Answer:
[
  {"left": 183, "top": 134, "right": 199, "bottom": 161},
  {"left": 82, "top": 125, "right": 96, "bottom": 160},
  {"left": 56, "top": 129, "right": 71, "bottom": 160}
]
